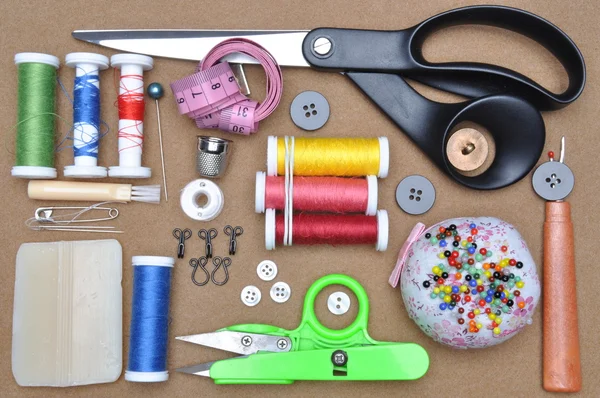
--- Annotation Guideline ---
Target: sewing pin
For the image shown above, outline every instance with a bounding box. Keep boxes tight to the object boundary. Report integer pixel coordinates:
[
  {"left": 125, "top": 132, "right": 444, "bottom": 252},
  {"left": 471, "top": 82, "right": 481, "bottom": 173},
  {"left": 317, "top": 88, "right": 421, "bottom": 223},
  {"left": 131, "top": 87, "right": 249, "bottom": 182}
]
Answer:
[{"left": 148, "top": 82, "right": 168, "bottom": 201}]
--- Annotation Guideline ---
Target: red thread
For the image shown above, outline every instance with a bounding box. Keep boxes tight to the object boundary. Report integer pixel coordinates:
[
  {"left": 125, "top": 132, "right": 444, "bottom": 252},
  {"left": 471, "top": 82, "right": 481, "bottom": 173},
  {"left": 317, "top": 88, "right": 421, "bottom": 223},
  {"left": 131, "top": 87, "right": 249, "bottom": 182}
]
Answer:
[
  {"left": 116, "top": 74, "right": 145, "bottom": 152},
  {"left": 275, "top": 213, "right": 379, "bottom": 246},
  {"left": 117, "top": 74, "right": 145, "bottom": 120},
  {"left": 265, "top": 176, "right": 369, "bottom": 213}
]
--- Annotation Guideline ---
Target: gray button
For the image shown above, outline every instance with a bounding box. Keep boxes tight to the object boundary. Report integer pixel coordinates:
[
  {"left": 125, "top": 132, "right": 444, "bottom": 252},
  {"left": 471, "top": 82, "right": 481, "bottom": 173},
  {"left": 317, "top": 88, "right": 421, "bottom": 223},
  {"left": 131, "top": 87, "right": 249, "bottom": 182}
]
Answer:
[
  {"left": 290, "top": 91, "right": 330, "bottom": 131},
  {"left": 532, "top": 161, "right": 574, "bottom": 201},
  {"left": 396, "top": 175, "right": 436, "bottom": 215}
]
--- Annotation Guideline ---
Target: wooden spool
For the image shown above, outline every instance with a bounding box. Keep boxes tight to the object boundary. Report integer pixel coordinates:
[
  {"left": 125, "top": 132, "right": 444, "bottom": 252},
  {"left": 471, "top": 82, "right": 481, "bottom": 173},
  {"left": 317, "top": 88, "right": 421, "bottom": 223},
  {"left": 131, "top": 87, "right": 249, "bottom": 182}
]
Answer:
[{"left": 446, "top": 128, "right": 490, "bottom": 173}]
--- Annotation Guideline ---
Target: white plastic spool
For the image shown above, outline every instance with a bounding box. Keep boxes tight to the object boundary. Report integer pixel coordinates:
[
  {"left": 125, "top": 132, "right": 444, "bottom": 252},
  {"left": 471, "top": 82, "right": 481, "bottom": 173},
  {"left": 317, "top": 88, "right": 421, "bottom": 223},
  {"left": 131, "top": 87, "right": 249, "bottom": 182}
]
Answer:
[
  {"left": 11, "top": 52, "right": 60, "bottom": 180},
  {"left": 64, "top": 53, "right": 109, "bottom": 178},
  {"left": 108, "top": 54, "right": 154, "bottom": 179},
  {"left": 180, "top": 179, "right": 224, "bottom": 221}
]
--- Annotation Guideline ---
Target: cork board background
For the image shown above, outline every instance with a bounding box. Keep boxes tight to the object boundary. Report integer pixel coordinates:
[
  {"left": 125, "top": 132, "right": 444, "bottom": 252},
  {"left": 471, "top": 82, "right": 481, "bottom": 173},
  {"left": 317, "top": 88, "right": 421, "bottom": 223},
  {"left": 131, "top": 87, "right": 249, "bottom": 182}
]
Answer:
[{"left": 1, "top": 0, "right": 599, "bottom": 396}]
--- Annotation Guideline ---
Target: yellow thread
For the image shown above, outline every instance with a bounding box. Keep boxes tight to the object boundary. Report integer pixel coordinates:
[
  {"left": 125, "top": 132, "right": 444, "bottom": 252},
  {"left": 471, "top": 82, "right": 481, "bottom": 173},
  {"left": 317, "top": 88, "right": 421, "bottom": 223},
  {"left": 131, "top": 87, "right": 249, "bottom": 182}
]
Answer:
[{"left": 277, "top": 137, "right": 381, "bottom": 176}]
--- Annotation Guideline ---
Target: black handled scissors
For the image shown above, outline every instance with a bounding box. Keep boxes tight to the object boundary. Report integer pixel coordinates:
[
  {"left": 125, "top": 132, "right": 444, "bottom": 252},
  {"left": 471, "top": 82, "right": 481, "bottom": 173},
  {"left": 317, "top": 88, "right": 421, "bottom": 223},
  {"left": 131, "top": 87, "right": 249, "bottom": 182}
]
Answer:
[
  {"left": 198, "top": 228, "right": 218, "bottom": 258},
  {"left": 73, "top": 5, "right": 585, "bottom": 189}
]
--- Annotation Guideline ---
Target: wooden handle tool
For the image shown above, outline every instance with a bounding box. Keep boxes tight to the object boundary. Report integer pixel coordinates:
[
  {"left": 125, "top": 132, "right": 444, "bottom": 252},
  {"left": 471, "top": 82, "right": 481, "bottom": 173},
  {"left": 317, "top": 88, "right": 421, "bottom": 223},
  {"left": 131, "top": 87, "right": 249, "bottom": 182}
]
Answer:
[
  {"left": 543, "top": 201, "right": 581, "bottom": 392},
  {"left": 533, "top": 138, "right": 580, "bottom": 392}
]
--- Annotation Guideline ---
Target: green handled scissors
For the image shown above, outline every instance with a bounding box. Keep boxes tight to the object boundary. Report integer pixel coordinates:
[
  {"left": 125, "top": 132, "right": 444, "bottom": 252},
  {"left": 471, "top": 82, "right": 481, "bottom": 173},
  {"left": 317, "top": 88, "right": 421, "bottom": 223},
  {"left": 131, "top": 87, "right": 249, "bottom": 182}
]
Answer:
[{"left": 176, "top": 274, "right": 429, "bottom": 384}]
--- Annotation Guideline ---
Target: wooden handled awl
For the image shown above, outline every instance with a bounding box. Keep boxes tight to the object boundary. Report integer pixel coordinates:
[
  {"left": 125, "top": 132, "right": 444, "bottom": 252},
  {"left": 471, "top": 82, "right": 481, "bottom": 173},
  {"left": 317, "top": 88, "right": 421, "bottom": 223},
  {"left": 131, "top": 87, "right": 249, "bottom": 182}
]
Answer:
[
  {"left": 532, "top": 137, "right": 581, "bottom": 392},
  {"left": 543, "top": 202, "right": 581, "bottom": 392}
]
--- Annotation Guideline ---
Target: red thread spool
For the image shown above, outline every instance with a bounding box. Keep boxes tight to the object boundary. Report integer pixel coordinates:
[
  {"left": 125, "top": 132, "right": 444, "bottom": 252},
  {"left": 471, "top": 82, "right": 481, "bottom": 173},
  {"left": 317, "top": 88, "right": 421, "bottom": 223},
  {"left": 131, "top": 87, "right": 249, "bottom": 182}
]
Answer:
[
  {"left": 255, "top": 172, "right": 377, "bottom": 215},
  {"left": 265, "top": 209, "right": 388, "bottom": 251}
]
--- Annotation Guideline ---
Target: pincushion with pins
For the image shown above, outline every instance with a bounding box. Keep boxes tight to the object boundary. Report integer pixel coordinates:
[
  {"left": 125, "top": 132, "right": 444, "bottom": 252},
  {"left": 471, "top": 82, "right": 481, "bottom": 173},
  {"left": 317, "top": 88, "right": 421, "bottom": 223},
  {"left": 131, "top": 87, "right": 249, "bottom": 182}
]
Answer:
[{"left": 390, "top": 217, "right": 540, "bottom": 349}]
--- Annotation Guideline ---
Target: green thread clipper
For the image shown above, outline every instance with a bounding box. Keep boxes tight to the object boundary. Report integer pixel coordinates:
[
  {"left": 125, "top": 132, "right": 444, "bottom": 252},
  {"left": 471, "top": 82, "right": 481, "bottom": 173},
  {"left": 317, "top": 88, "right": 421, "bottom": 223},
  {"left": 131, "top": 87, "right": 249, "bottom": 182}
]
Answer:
[{"left": 175, "top": 274, "right": 429, "bottom": 384}]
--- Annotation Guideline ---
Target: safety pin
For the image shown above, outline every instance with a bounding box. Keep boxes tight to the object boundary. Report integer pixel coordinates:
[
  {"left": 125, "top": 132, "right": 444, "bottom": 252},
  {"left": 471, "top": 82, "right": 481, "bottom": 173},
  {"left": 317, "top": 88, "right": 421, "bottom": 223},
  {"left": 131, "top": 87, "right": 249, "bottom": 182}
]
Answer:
[{"left": 34, "top": 206, "right": 119, "bottom": 224}]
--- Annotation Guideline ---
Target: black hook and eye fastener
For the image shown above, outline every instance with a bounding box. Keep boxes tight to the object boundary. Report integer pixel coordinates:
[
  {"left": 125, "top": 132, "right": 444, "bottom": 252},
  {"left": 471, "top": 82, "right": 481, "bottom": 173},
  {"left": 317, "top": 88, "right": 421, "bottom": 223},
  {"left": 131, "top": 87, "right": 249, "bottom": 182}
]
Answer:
[
  {"left": 173, "top": 228, "right": 192, "bottom": 259},
  {"left": 198, "top": 228, "right": 218, "bottom": 258},
  {"left": 211, "top": 256, "right": 232, "bottom": 286},
  {"left": 189, "top": 257, "right": 210, "bottom": 286},
  {"left": 224, "top": 225, "right": 243, "bottom": 255}
]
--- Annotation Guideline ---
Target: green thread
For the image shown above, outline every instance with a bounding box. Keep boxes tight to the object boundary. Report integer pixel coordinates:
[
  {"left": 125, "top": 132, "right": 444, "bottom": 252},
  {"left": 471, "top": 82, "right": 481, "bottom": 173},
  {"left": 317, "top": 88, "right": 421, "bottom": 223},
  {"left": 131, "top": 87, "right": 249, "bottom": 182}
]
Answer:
[{"left": 15, "top": 62, "right": 57, "bottom": 167}]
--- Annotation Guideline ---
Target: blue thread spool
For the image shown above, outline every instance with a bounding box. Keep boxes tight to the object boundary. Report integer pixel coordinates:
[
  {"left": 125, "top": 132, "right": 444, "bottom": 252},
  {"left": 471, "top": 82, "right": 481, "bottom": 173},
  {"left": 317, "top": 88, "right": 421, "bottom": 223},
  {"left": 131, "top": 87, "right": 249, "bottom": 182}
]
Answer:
[
  {"left": 64, "top": 53, "right": 109, "bottom": 178},
  {"left": 125, "top": 256, "right": 175, "bottom": 382}
]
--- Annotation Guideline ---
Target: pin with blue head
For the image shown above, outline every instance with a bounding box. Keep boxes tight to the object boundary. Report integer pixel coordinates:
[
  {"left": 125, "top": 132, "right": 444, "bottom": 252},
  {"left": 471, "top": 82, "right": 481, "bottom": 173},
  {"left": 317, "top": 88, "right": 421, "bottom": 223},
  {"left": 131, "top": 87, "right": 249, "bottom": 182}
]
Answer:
[{"left": 147, "top": 82, "right": 168, "bottom": 201}]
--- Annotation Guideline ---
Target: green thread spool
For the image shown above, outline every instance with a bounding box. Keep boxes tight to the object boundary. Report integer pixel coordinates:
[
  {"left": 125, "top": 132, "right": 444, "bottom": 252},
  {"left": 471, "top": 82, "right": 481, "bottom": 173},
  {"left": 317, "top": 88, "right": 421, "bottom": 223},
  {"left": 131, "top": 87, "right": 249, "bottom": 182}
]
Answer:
[{"left": 12, "top": 53, "right": 60, "bottom": 179}]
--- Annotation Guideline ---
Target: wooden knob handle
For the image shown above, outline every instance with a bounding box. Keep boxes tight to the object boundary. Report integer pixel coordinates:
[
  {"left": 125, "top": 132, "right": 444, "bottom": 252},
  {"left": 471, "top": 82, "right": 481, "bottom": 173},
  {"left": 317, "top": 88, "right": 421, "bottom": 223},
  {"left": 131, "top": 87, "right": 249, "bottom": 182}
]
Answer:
[{"left": 543, "top": 201, "right": 581, "bottom": 392}]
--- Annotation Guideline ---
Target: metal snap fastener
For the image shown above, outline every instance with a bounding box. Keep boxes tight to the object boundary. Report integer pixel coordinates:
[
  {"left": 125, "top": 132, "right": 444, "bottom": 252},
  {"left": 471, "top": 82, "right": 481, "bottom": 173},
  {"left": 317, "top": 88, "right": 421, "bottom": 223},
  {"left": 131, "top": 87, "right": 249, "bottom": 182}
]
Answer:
[
  {"left": 290, "top": 91, "right": 330, "bottom": 131},
  {"left": 532, "top": 161, "right": 575, "bottom": 201},
  {"left": 270, "top": 282, "right": 291, "bottom": 303},
  {"left": 328, "top": 292, "right": 351, "bottom": 315},
  {"left": 396, "top": 175, "right": 436, "bottom": 215},
  {"left": 257, "top": 260, "right": 278, "bottom": 281},
  {"left": 241, "top": 285, "right": 261, "bottom": 307}
]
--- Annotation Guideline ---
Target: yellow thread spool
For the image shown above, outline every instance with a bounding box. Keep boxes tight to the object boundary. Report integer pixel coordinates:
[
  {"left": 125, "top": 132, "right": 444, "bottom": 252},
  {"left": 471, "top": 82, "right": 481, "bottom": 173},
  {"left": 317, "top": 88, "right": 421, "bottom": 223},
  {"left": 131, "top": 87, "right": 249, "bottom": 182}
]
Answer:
[{"left": 267, "top": 136, "right": 389, "bottom": 177}]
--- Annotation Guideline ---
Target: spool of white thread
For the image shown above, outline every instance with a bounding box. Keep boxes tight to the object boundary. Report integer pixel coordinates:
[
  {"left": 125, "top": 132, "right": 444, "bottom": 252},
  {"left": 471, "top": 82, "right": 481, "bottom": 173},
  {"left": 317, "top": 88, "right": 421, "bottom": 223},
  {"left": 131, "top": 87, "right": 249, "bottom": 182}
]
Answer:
[
  {"left": 64, "top": 53, "right": 109, "bottom": 178},
  {"left": 108, "top": 54, "right": 153, "bottom": 179}
]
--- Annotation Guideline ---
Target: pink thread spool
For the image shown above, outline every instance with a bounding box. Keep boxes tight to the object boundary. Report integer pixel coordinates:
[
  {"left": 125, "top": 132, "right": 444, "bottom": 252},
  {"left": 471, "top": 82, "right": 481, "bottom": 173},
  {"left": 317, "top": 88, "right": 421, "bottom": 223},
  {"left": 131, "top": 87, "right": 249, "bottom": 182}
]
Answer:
[
  {"left": 265, "top": 209, "right": 388, "bottom": 251},
  {"left": 255, "top": 172, "right": 377, "bottom": 215}
]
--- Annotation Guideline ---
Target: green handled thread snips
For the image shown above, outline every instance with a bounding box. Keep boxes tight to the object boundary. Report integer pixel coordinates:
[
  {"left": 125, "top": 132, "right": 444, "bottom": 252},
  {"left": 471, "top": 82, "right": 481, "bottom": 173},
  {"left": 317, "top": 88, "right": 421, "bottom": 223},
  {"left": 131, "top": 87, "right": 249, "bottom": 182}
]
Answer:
[{"left": 175, "top": 274, "right": 429, "bottom": 384}]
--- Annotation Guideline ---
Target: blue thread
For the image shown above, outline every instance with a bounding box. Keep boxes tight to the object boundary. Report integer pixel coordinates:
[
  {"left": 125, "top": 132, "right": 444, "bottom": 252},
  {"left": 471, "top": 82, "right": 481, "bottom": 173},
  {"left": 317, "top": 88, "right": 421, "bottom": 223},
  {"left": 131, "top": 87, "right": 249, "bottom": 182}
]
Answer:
[
  {"left": 72, "top": 72, "right": 101, "bottom": 158},
  {"left": 127, "top": 265, "right": 172, "bottom": 374}
]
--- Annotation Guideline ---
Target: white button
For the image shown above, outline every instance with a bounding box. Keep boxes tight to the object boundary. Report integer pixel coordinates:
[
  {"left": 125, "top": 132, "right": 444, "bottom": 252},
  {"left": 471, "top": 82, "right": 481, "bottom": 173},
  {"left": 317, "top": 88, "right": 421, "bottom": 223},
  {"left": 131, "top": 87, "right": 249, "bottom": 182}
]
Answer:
[
  {"left": 328, "top": 292, "right": 351, "bottom": 315},
  {"left": 270, "top": 282, "right": 291, "bottom": 303},
  {"left": 240, "top": 285, "right": 261, "bottom": 307},
  {"left": 256, "top": 260, "right": 278, "bottom": 281}
]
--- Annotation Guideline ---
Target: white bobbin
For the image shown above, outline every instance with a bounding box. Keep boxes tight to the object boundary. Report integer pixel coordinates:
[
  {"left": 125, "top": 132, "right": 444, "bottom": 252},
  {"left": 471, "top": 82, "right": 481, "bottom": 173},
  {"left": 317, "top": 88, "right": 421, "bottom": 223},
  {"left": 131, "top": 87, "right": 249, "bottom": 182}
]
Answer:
[
  {"left": 108, "top": 54, "right": 154, "bottom": 179},
  {"left": 180, "top": 179, "right": 224, "bottom": 221},
  {"left": 12, "top": 53, "right": 60, "bottom": 180},
  {"left": 255, "top": 171, "right": 267, "bottom": 213},
  {"left": 378, "top": 137, "right": 390, "bottom": 178},
  {"left": 265, "top": 209, "right": 277, "bottom": 250},
  {"left": 376, "top": 209, "right": 389, "bottom": 252},
  {"left": 365, "top": 175, "right": 378, "bottom": 216},
  {"left": 64, "top": 53, "right": 110, "bottom": 178}
]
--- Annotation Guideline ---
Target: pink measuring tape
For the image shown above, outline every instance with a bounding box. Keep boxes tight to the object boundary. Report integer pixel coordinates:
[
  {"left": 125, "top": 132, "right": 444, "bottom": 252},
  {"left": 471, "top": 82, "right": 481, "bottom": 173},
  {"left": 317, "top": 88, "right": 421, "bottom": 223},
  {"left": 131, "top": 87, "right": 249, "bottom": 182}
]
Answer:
[{"left": 170, "top": 38, "right": 283, "bottom": 135}]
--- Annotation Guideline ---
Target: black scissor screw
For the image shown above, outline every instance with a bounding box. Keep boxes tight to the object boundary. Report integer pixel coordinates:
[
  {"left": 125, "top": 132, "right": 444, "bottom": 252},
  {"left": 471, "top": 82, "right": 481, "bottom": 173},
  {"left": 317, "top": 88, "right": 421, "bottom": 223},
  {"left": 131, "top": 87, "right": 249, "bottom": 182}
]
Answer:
[{"left": 331, "top": 350, "right": 348, "bottom": 366}]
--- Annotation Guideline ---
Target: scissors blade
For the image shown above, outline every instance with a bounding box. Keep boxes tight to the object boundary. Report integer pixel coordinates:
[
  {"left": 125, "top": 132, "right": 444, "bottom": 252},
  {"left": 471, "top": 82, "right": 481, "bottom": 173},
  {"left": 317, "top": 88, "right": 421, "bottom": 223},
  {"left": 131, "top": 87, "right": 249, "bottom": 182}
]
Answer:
[
  {"left": 72, "top": 30, "right": 310, "bottom": 66},
  {"left": 175, "top": 361, "right": 214, "bottom": 377},
  {"left": 176, "top": 331, "right": 291, "bottom": 355}
]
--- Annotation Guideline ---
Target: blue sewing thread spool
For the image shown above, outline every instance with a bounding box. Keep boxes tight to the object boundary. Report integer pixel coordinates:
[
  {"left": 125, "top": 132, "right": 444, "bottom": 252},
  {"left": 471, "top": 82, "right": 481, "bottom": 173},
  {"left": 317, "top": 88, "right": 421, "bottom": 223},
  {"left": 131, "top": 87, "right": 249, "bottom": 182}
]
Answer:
[
  {"left": 125, "top": 256, "right": 175, "bottom": 382},
  {"left": 63, "top": 53, "right": 109, "bottom": 178}
]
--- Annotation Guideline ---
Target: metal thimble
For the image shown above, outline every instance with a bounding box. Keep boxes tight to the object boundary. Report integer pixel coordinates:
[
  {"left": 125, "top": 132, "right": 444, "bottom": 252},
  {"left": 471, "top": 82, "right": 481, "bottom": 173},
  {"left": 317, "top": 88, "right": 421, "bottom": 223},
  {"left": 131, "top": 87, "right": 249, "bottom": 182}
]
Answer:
[{"left": 196, "top": 136, "right": 233, "bottom": 178}]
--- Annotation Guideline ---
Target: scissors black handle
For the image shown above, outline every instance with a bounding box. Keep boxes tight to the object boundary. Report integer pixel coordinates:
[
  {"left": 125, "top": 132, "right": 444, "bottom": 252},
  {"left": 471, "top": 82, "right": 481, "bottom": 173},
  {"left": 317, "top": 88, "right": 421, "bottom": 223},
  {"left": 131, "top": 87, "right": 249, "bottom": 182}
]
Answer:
[
  {"left": 302, "top": 5, "right": 585, "bottom": 111},
  {"left": 348, "top": 72, "right": 545, "bottom": 189}
]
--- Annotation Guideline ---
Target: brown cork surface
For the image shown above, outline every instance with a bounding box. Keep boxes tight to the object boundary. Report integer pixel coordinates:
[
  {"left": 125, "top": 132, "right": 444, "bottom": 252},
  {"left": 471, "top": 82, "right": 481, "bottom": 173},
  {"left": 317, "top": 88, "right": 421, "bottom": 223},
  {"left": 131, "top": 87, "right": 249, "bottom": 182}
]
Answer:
[{"left": 1, "top": 0, "right": 599, "bottom": 396}]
